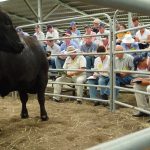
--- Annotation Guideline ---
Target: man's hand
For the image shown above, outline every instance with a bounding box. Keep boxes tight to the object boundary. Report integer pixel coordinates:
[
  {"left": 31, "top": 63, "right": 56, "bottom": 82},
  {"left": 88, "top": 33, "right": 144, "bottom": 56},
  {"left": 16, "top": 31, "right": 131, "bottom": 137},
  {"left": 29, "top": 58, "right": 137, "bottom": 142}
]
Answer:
[{"left": 67, "top": 72, "right": 75, "bottom": 77}]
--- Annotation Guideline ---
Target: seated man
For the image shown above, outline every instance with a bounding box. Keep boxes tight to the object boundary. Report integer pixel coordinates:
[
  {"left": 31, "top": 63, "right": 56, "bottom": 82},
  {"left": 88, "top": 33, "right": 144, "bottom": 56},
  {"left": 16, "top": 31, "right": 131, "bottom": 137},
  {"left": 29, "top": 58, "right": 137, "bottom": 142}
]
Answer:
[
  {"left": 55, "top": 30, "right": 79, "bottom": 69},
  {"left": 53, "top": 46, "right": 86, "bottom": 104},
  {"left": 121, "top": 34, "right": 140, "bottom": 57},
  {"left": 80, "top": 37, "right": 98, "bottom": 74},
  {"left": 132, "top": 54, "right": 150, "bottom": 118},
  {"left": 46, "top": 36, "right": 61, "bottom": 68},
  {"left": 87, "top": 45, "right": 110, "bottom": 106},
  {"left": 98, "top": 45, "right": 134, "bottom": 100}
]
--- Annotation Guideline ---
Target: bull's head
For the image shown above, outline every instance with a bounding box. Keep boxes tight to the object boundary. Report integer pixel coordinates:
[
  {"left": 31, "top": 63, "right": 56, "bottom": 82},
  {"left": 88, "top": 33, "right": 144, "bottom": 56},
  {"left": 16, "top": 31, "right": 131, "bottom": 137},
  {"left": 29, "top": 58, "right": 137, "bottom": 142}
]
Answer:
[{"left": 0, "top": 10, "right": 24, "bottom": 53}]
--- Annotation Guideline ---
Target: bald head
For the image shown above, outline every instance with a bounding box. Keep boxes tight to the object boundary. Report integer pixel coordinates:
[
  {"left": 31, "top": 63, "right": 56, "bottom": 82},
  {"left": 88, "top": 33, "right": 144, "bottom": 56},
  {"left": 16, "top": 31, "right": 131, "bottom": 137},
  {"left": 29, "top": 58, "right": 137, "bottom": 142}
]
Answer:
[
  {"left": 115, "top": 45, "right": 124, "bottom": 59},
  {"left": 116, "top": 45, "right": 123, "bottom": 51}
]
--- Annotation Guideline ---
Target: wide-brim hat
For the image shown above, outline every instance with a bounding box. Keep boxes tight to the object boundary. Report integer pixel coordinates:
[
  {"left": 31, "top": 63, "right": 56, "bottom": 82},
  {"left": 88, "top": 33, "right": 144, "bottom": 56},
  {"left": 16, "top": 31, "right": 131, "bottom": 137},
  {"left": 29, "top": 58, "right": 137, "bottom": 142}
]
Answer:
[
  {"left": 66, "top": 46, "right": 78, "bottom": 54},
  {"left": 46, "top": 36, "right": 54, "bottom": 41},
  {"left": 122, "top": 34, "right": 135, "bottom": 43}
]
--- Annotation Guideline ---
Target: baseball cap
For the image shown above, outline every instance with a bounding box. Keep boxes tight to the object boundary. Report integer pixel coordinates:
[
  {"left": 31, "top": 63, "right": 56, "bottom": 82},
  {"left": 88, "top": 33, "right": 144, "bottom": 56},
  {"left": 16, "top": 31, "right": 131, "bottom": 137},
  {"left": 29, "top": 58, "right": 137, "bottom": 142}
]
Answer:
[{"left": 70, "top": 21, "right": 77, "bottom": 26}]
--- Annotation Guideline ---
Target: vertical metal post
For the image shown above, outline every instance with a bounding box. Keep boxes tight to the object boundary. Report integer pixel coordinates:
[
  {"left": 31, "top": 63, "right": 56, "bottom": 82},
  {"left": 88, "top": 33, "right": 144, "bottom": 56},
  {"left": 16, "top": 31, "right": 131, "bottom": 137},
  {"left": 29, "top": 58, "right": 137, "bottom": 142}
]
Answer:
[
  {"left": 111, "top": 10, "right": 119, "bottom": 112},
  {"left": 38, "top": 0, "right": 42, "bottom": 30},
  {"left": 128, "top": 12, "right": 132, "bottom": 28},
  {"left": 103, "top": 14, "right": 113, "bottom": 112}
]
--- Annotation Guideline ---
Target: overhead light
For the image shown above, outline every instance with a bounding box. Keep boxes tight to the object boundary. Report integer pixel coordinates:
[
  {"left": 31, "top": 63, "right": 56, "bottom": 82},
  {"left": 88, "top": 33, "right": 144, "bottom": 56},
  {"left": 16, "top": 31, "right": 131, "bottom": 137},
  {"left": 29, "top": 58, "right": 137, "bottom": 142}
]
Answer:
[{"left": 0, "top": 0, "right": 8, "bottom": 2}]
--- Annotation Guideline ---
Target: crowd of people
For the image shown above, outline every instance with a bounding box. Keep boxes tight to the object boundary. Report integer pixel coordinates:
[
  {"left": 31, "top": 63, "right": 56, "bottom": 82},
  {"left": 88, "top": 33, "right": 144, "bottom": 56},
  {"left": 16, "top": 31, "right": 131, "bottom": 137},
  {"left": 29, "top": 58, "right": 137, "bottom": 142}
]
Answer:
[{"left": 16, "top": 16, "right": 150, "bottom": 121}]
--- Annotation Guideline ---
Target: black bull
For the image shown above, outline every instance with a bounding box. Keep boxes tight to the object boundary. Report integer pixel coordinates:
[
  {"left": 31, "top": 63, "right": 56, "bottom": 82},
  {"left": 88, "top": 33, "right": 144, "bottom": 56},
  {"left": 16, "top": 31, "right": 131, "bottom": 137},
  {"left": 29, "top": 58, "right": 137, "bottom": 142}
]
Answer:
[{"left": 0, "top": 10, "right": 49, "bottom": 121}]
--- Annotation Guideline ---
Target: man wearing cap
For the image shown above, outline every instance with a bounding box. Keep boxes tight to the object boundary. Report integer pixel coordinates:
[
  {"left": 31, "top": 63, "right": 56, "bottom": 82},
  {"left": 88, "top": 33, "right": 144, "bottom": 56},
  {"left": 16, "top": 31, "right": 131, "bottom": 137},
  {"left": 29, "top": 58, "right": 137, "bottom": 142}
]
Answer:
[
  {"left": 53, "top": 46, "right": 86, "bottom": 104},
  {"left": 46, "top": 24, "right": 59, "bottom": 43},
  {"left": 121, "top": 34, "right": 139, "bottom": 57},
  {"left": 92, "top": 18, "right": 101, "bottom": 34},
  {"left": 70, "top": 21, "right": 81, "bottom": 46},
  {"left": 131, "top": 54, "right": 150, "bottom": 118}
]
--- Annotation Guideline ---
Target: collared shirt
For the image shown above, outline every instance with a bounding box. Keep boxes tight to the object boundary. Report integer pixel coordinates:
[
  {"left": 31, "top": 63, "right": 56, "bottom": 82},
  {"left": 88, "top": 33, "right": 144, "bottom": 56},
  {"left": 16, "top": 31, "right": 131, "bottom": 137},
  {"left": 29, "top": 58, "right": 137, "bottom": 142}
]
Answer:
[
  {"left": 94, "top": 55, "right": 110, "bottom": 76},
  {"left": 63, "top": 55, "right": 86, "bottom": 76},
  {"left": 34, "top": 31, "right": 45, "bottom": 41},
  {"left": 60, "top": 40, "right": 79, "bottom": 51},
  {"left": 46, "top": 43, "right": 60, "bottom": 58},
  {"left": 136, "top": 29, "right": 150, "bottom": 42},
  {"left": 80, "top": 42, "right": 98, "bottom": 53},
  {"left": 115, "top": 54, "right": 134, "bottom": 71}
]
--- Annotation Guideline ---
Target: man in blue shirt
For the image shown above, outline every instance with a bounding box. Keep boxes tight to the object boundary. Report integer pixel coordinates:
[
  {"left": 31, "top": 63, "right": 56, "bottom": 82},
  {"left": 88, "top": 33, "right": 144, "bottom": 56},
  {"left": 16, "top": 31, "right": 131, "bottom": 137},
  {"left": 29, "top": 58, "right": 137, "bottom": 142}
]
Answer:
[{"left": 121, "top": 34, "right": 140, "bottom": 57}]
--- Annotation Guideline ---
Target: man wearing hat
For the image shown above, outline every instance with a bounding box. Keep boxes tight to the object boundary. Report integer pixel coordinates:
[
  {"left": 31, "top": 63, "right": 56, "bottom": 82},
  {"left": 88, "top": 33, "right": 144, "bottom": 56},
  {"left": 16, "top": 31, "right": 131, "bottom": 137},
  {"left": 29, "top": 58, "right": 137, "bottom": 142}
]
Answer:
[
  {"left": 121, "top": 34, "right": 139, "bottom": 57},
  {"left": 70, "top": 21, "right": 81, "bottom": 46},
  {"left": 132, "top": 54, "right": 150, "bottom": 118},
  {"left": 53, "top": 46, "right": 86, "bottom": 104}
]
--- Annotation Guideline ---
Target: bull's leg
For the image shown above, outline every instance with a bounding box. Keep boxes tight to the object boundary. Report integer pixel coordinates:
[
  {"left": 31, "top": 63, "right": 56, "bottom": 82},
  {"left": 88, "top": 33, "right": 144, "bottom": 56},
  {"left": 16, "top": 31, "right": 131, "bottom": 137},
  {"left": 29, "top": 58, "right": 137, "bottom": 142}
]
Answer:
[
  {"left": 37, "top": 90, "right": 48, "bottom": 121},
  {"left": 18, "top": 91, "right": 29, "bottom": 119}
]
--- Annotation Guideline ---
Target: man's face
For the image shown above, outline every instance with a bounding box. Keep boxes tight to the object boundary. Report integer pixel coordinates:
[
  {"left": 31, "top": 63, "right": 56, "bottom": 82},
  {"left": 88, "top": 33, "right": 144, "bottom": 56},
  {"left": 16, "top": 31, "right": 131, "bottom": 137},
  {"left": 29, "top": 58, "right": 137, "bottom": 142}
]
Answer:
[
  {"left": 137, "top": 60, "right": 147, "bottom": 70},
  {"left": 133, "top": 20, "right": 139, "bottom": 27},
  {"left": 70, "top": 52, "right": 77, "bottom": 59},
  {"left": 115, "top": 45, "right": 124, "bottom": 59},
  {"left": 47, "top": 40, "right": 54, "bottom": 46}
]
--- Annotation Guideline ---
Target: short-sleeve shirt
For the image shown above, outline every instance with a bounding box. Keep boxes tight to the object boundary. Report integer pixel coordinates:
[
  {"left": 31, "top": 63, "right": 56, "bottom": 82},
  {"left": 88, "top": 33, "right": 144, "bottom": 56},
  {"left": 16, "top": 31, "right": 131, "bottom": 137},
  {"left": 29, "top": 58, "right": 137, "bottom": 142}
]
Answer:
[
  {"left": 115, "top": 54, "right": 134, "bottom": 71},
  {"left": 63, "top": 55, "right": 86, "bottom": 76},
  {"left": 94, "top": 55, "right": 110, "bottom": 76},
  {"left": 136, "top": 29, "right": 150, "bottom": 42}
]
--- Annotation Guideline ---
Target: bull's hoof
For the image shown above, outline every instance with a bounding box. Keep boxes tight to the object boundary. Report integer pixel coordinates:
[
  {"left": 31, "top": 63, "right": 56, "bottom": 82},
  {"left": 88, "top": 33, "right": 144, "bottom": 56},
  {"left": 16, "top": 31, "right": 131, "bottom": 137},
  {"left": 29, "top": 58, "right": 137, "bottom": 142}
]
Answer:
[
  {"left": 21, "top": 113, "right": 29, "bottom": 119},
  {"left": 41, "top": 115, "right": 49, "bottom": 121}
]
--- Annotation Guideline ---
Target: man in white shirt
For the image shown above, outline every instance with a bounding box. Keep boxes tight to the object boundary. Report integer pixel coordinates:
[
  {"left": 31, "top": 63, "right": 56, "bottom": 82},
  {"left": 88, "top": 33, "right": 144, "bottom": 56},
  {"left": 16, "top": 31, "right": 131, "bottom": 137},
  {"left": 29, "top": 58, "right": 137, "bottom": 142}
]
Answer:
[
  {"left": 46, "top": 36, "right": 61, "bottom": 70},
  {"left": 53, "top": 46, "right": 86, "bottom": 104},
  {"left": 46, "top": 24, "right": 59, "bottom": 44},
  {"left": 87, "top": 45, "right": 110, "bottom": 106},
  {"left": 33, "top": 25, "right": 45, "bottom": 48},
  {"left": 135, "top": 24, "right": 150, "bottom": 49}
]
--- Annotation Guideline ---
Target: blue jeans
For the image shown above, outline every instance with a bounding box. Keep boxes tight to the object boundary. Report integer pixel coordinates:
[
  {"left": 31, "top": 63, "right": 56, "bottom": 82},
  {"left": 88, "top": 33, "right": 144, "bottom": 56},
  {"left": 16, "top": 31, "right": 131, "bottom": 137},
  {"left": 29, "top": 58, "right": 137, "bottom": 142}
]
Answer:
[
  {"left": 99, "top": 75, "right": 134, "bottom": 97},
  {"left": 88, "top": 75, "right": 133, "bottom": 98},
  {"left": 87, "top": 78, "right": 99, "bottom": 99},
  {"left": 48, "top": 58, "right": 56, "bottom": 69},
  {"left": 55, "top": 56, "right": 65, "bottom": 69},
  {"left": 85, "top": 56, "right": 95, "bottom": 69}
]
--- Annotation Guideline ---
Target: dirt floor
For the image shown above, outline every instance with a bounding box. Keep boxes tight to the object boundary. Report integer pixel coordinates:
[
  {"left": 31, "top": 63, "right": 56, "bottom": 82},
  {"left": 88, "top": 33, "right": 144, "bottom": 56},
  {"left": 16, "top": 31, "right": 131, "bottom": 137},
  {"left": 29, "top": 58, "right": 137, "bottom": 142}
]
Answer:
[{"left": 0, "top": 93, "right": 150, "bottom": 150}]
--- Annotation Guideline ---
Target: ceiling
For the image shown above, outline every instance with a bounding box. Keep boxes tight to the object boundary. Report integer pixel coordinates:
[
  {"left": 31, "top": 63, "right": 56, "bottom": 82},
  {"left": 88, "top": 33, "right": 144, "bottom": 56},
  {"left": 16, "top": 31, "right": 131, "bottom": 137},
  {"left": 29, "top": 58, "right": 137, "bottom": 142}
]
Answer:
[{"left": 1, "top": 0, "right": 150, "bottom": 35}]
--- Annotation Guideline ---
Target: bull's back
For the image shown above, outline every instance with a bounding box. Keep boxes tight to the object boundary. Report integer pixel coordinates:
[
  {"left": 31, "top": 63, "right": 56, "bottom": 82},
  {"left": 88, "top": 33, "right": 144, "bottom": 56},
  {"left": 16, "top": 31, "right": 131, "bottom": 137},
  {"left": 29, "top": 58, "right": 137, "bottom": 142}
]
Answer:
[{"left": 0, "top": 38, "right": 48, "bottom": 95}]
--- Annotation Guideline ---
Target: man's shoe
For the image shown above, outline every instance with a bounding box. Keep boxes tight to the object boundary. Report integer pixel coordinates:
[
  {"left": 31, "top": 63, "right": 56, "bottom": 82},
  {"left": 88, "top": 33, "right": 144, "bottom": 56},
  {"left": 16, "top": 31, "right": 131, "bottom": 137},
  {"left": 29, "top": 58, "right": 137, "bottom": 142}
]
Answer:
[
  {"left": 101, "top": 94, "right": 108, "bottom": 100},
  {"left": 76, "top": 99, "right": 82, "bottom": 104},
  {"left": 53, "top": 98, "right": 61, "bottom": 103},
  {"left": 132, "top": 112, "right": 149, "bottom": 117},
  {"left": 94, "top": 101, "right": 101, "bottom": 106}
]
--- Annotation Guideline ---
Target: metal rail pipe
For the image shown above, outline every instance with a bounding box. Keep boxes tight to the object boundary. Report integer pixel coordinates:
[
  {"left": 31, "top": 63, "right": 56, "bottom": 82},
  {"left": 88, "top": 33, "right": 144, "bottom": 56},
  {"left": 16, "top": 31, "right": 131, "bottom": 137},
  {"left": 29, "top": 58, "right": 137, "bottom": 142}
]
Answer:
[{"left": 87, "top": 127, "right": 150, "bottom": 150}]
